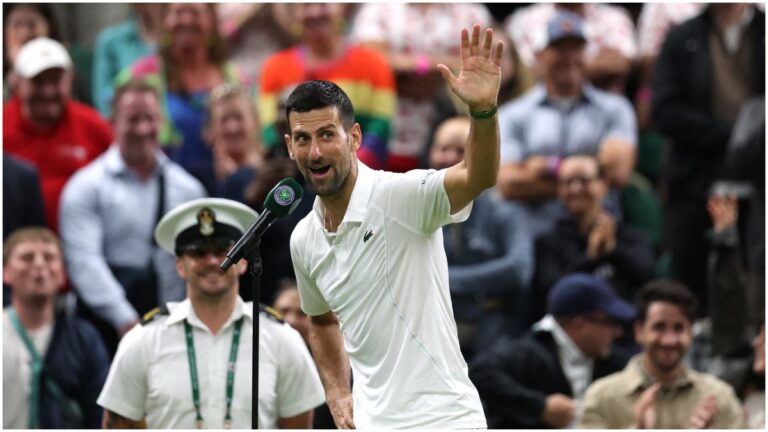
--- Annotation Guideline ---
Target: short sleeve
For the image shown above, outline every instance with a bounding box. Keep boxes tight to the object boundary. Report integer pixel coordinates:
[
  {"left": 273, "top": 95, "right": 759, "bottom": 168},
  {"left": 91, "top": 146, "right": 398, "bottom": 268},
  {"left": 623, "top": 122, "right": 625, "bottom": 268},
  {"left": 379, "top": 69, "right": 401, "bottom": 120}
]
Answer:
[
  {"left": 379, "top": 169, "right": 471, "bottom": 235},
  {"left": 276, "top": 324, "right": 325, "bottom": 418},
  {"left": 499, "top": 105, "right": 526, "bottom": 163},
  {"left": 603, "top": 96, "right": 638, "bottom": 147},
  {"left": 290, "top": 225, "right": 332, "bottom": 317},
  {"left": 96, "top": 325, "right": 149, "bottom": 421}
]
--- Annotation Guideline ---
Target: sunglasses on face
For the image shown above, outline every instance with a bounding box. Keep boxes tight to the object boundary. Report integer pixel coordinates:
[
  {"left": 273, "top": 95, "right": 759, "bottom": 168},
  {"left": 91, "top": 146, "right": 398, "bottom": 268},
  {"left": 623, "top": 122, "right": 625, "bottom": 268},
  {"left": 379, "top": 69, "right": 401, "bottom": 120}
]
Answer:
[{"left": 177, "top": 240, "right": 234, "bottom": 258}]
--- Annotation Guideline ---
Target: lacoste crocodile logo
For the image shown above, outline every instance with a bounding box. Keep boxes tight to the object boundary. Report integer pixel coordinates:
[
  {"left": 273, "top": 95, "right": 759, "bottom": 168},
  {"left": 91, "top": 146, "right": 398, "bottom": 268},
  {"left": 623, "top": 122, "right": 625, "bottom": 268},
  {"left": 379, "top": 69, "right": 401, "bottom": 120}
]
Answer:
[{"left": 363, "top": 229, "right": 374, "bottom": 243}]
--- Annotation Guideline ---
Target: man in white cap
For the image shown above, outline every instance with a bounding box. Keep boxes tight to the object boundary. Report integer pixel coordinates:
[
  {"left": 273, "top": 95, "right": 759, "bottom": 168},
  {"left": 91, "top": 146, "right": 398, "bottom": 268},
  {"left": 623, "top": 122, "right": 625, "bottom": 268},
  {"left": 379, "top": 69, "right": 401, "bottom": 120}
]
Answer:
[
  {"left": 4, "top": 37, "right": 113, "bottom": 232},
  {"left": 97, "top": 198, "right": 324, "bottom": 429}
]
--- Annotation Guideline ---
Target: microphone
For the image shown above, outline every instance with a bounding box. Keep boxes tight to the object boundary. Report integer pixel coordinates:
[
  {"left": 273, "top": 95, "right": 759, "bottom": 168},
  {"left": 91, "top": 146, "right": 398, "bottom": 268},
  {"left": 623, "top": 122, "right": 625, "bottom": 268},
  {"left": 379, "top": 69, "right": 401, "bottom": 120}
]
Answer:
[{"left": 220, "top": 177, "right": 304, "bottom": 271}]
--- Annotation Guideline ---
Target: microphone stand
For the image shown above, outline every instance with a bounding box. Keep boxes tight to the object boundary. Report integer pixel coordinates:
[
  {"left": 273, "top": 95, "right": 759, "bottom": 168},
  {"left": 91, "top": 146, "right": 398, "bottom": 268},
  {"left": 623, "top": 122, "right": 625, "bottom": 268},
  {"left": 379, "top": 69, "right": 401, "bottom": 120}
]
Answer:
[{"left": 245, "top": 240, "right": 262, "bottom": 430}]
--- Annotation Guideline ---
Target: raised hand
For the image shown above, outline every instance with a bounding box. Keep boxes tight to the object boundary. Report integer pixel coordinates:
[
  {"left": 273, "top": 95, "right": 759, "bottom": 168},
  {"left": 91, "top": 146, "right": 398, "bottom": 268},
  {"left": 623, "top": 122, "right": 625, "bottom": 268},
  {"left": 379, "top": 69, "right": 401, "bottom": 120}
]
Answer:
[
  {"left": 689, "top": 394, "right": 718, "bottom": 429},
  {"left": 707, "top": 194, "right": 738, "bottom": 233},
  {"left": 437, "top": 24, "right": 504, "bottom": 112},
  {"left": 633, "top": 382, "right": 660, "bottom": 429}
]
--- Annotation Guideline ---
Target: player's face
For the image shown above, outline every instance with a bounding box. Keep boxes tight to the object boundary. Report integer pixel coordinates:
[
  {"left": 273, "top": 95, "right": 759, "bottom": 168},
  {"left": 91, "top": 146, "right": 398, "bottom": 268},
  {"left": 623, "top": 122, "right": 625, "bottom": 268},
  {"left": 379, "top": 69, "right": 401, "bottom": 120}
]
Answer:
[
  {"left": 3, "top": 240, "right": 65, "bottom": 300},
  {"left": 176, "top": 242, "right": 245, "bottom": 299},
  {"left": 635, "top": 302, "right": 692, "bottom": 374},
  {"left": 285, "top": 106, "right": 361, "bottom": 197}
]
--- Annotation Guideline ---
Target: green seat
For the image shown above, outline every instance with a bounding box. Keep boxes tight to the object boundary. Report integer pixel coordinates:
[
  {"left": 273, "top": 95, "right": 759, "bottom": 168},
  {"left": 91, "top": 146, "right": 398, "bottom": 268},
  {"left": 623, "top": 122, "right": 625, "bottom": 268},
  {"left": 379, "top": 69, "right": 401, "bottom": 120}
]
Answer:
[
  {"left": 621, "top": 171, "right": 663, "bottom": 249},
  {"left": 68, "top": 43, "right": 94, "bottom": 106}
]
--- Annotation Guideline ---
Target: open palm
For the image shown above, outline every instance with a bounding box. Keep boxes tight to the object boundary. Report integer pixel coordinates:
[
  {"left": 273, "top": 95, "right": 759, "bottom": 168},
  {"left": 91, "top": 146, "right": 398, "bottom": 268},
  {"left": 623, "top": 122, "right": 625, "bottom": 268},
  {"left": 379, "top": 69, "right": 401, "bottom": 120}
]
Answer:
[{"left": 437, "top": 24, "right": 504, "bottom": 112}]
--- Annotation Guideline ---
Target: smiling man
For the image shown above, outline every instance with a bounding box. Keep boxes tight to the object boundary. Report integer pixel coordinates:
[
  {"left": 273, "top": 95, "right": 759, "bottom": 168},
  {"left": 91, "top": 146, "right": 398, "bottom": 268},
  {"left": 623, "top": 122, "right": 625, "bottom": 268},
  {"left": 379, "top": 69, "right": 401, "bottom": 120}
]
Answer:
[
  {"left": 286, "top": 25, "right": 503, "bottom": 428},
  {"left": 579, "top": 280, "right": 744, "bottom": 429}
]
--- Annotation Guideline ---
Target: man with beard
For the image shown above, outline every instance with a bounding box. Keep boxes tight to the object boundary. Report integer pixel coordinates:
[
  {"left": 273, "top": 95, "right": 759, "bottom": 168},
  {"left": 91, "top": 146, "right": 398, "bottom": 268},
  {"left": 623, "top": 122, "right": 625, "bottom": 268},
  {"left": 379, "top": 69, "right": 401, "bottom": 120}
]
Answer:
[
  {"left": 98, "top": 198, "right": 324, "bottom": 429},
  {"left": 287, "top": 25, "right": 503, "bottom": 428},
  {"left": 3, "top": 37, "right": 112, "bottom": 232},
  {"left": 580, "top": 280, "right": 744, "bottom": 428}
]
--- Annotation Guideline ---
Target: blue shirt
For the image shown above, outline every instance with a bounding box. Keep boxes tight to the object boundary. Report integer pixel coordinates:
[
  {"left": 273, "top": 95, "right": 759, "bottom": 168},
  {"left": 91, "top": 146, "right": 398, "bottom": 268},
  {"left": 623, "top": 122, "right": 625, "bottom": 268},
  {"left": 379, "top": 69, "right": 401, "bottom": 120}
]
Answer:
[
  {"left": 166, "top": 90, "right": 213, "bottom": 185},
  {"left": 60, "top": 146, "right": 206, "bottom": 328},
  {"left": 499, "top": 84, "right": 637, "bottom": 163},
  {"left": 92, "top": 19, "right": 155, "bottom": 117}
]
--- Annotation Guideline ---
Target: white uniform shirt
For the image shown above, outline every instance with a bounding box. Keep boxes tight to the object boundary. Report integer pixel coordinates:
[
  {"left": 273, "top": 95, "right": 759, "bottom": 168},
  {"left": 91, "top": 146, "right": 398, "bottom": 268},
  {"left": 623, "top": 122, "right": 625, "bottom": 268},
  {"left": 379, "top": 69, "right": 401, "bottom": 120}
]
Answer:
[
  {"left": 258, "top": 308, "right": 325, "bottom": 429},
  {"left": 290, "top": 162, "right": 486, "bottom": 428},
  {"left": 2, "top": 310, "right": 54, "bottom": 429},
  {"left": 98, "top": 298, "right": 254, "bottom": 429}
]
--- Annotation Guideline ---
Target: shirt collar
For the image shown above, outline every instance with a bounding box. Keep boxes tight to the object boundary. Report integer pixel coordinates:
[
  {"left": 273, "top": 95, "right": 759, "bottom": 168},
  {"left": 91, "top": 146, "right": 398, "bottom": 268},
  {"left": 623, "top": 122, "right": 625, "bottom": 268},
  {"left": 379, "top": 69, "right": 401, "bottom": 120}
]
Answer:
[
  {"left": 312, "top": 160, "right": 375, "bottom": 228},
  {"left": 104, "top": 145, "right": 169, "bottom": 176},
  {"left": 166, "top": 297, "right": 253, "bottom": 332},
  {"left": 536, "top": 82, "right": 596, "bottom": 107},
  {"left": 624, "top": 354, "right": 694, "bottom": 396},
  {"left": 534, "top": 314, "right": 591, "bottom": 365}
]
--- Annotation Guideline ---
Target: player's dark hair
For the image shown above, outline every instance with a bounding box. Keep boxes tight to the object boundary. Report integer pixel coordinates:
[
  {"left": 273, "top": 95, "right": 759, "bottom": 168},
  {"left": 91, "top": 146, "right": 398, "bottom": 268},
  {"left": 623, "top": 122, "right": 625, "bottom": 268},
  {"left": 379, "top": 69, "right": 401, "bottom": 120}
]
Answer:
[{"left": 284, "top": 80, "right": 355, "bottom": 131}]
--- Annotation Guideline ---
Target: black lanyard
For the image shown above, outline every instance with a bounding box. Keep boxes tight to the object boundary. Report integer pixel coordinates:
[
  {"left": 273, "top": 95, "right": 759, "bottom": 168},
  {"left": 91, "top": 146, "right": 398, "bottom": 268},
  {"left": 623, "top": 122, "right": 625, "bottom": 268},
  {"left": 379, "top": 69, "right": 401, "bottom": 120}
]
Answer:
[{"left": 183, "top": 317, "right": 244, "bottom": 429}]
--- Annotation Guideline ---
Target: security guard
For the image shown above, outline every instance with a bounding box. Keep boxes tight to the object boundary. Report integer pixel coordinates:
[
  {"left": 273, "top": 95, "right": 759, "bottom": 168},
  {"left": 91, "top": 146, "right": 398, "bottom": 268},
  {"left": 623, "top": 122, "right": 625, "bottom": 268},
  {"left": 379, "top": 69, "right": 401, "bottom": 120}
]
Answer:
[{"left": 97, "top": 198, "right": 324, "bottom": 429}]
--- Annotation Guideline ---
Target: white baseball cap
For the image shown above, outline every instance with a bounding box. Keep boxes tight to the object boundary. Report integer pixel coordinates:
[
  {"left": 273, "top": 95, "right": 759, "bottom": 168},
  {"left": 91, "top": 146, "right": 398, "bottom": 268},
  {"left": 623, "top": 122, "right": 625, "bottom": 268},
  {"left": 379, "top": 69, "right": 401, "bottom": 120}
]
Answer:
[{"left": 14, "top": 37, "right": 72, "bottom": 79}]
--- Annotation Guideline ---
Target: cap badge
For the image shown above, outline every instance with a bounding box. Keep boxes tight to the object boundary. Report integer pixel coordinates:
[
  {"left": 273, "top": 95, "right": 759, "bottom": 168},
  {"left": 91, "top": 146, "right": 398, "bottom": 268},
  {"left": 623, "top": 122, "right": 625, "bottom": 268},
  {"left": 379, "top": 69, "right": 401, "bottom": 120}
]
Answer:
[{"left": 197, "top": 207, "right": 216, "bottom": 236}]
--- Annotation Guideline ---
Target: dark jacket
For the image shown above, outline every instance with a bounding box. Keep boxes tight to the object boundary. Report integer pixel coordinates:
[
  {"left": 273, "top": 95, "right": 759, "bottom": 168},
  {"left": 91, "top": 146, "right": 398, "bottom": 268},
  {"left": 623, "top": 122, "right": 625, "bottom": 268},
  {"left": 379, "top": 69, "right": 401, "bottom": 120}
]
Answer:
[
  {"left": 531, "top": 217, "right": 655, "bottom": 325},
  {"left": 469, "top": 330, "right": 630, "bottom": 429},
  {"left": 652, "top": 6, "right": 765, "bottom": 201},
  {"left": 39, "top": 310, "right": 111, "bottom": 428},
  {"left": 3, "top": 154, "right": 46, "bottom": 239}
]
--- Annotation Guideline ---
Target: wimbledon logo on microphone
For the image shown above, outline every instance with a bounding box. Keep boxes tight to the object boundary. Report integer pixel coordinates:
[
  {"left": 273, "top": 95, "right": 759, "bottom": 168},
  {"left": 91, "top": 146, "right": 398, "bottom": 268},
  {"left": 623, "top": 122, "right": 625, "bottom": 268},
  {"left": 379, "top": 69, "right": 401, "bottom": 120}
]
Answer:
[{"left": 274, "top": 185, "right": 296, "bottom": 206}]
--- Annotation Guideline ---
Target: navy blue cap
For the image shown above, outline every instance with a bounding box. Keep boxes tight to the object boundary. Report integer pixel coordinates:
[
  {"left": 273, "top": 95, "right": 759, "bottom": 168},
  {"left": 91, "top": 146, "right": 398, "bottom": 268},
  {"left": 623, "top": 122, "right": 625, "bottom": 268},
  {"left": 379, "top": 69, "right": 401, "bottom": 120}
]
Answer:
[
  {"left": 547, "top": 273, "right": 635, "bottom": 322},
  {"left": 545, "top": 10, "right": 587, "bottom": 47}
]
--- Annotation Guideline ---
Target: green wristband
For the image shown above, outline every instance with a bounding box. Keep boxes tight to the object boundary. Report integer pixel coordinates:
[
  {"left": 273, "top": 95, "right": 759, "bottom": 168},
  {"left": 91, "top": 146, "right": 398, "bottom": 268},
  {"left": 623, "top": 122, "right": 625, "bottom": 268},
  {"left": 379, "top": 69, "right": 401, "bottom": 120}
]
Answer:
[{"left": 469, "top": 106, "right": 497, "bottom": 120}]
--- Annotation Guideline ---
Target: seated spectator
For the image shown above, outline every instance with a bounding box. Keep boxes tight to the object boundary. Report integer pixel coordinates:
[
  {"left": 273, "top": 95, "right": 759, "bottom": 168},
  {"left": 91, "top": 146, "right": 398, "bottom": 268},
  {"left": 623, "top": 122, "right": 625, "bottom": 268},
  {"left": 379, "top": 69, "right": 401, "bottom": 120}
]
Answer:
[
  {"left": 4, "top": 37, "right": 113, "bottom": 232},
  {"left": 259, "top": 3, "right": 395, "bottom": 169},
  {"left": 497, "top": 11, "right": 636, "bottom": 237},
  {"left": 652, "top": 4, "right": 764, "bottom": 312},
  {"left": 60, "top": 80, "right": 206, "bottom": 354},
  {"left": 350, "top": 3, "right": 494, "bottom": 172},
  {"left": 429, "top": 116, "right": 533, "bottom": 356},
  {"left": 91, "top": 4, "right": 162, "bottom": 117},
  {"left": 3, "top": 155, "right": 47, "bottom": 306},
  {"left": 470, "top": 273, "right": 633, "bottom": 429},
  {"left": 3, "top": 227, "right": 109, "bottom": 428},
  {"left": 533, "top": 155, "right": 655, "bottom": 325},
  {"left": 580, "top": 280, "right": 745, "bottom": 429},
  {"left": 3, "top": 4, "right": 59, "bottom": 99},
  {"left": 115, "top": 3, "right": 249, "bottom": 186},
  {"left": 504, "top": 3, "right": 637, "bottom": 94},
  {"left": 203, "top": 83, "right": 265, "bottom": 196}
]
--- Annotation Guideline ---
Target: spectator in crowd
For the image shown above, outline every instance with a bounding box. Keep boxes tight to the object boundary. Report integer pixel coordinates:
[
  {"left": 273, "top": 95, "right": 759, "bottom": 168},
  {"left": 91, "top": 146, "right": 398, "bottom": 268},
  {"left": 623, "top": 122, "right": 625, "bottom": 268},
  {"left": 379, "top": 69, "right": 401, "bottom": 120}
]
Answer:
[
  {"left": 3, "top": 155, "right": 46, "bottom": 240},
  {"left": 217, "top": 4, "right": 295, "bottom": 85},
  {"left": 115, "top": 3, "right": 249, "bottom": 188},
  {"left": 496, "top": 11, "right": 636, "bottom": 237},
  {"left": 470, "top": 273, "right": 633, "bottom": 429},
  {"left": 580, "top": 280, "right": 745, "bottom": 429},
  {"left": 505, "top": 3, "right": 637, "bottom": 94},
  {"left": 350, "top": 3, "right": 494, "bottom": 172},
  {"left": 272, "top": 280, "right": 309, "bottom": 345},
  {"left": 92, "top": 4, "right": 163, "bottom": 117},
  {"left": 259, "top": 3, "right": 395, "bottom": 169},
  {"left": 533, "top": 155, "right": 655, "bottom": 325},
  {"left": 3, "top": 155, "right": 47, "bottom": 306},
  {"left": 59, "top": 80, "right": 206, "bottom": 354},
  {"left": 3, "top": 4, "right": 59, "bottom": 99},
  {"left": 203, "top": 83, "right": 264, "bottom": 196},
  {"left": 3, "top": 227, "right": 110, "bottom": 429},
  {"left": 634, "top": 3, "right": 704, "bottom": 131},
  {"left": 429, "top": 116, "right": 533, "bottom": 356},
  {"left": 4, "top": 37, "right": 113, "bottom": 233},
  {"left": 98, "top": 198, "right": 325, "bottom": 429},
  {"left": 652, "top": 4, "right": 764, "bottom": 313}
]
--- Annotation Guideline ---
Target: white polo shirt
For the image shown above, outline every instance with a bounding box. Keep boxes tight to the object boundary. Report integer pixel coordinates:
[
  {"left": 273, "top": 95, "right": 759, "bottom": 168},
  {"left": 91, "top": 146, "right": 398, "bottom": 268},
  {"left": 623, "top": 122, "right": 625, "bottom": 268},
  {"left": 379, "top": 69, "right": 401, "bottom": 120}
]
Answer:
[{"left": 290, "top": 162, "right": 486, "bottom": 429}]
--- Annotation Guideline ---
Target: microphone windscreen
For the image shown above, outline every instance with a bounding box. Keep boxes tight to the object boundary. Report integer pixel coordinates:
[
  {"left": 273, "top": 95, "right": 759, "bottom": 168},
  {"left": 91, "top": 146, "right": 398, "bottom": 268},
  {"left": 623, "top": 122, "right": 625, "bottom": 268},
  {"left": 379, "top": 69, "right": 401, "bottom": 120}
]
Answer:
[{"left": 263, "top": 177, "right": 304, "bottom": 219}]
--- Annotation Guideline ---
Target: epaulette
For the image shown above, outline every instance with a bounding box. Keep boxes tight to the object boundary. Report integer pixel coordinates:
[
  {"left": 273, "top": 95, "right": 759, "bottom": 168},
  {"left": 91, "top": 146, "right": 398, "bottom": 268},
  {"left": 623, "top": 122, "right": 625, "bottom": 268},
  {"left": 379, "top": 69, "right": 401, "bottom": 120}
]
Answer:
[
  {"left": 140, "top": 305, "right": 169, "bottom": 326},
  {"left": 259, "top": 303, "right": 284, "bottom": 324}
]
